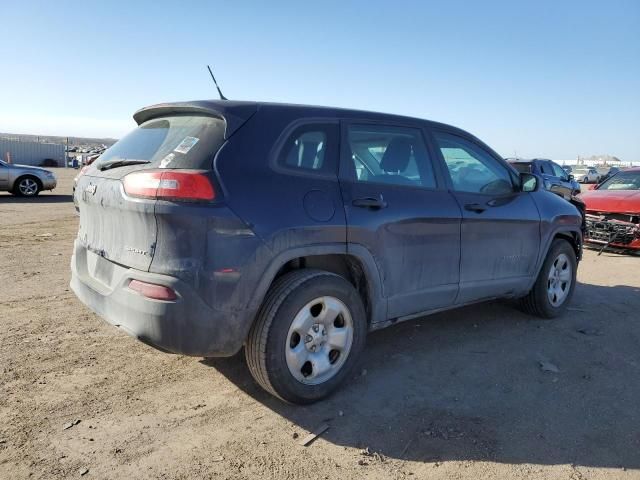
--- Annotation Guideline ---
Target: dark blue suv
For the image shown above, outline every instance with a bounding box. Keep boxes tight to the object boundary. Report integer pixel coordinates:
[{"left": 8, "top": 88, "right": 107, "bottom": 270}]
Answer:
[{"left": 71, "top": 100, "right": 583, "bottom": 403}]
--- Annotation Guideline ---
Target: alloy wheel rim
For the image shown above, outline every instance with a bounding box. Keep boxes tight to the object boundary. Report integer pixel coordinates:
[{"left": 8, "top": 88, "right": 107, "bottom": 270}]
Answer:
[
  {"left": 19, "top": 179, "right": 38, "bottom": 196},
  {"left": 547, "top": 253, "right": 572, "bottom": 307},
  {"left": 285, "top": 296, "right": 354, "bottom": 385}
]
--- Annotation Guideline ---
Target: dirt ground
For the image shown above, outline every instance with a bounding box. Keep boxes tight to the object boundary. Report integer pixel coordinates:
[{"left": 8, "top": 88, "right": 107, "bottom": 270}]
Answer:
[{"left": 1, "top": 168, "right": 639, "bottom": 480}]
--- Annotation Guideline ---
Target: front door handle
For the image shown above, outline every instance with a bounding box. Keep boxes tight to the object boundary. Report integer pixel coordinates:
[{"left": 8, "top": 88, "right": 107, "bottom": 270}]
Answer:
[
  {"left": 464, "top": 203, "right": 486, "bottom": 213},
  {"left": 352, "top": 196, "right": 387, "bottom": 209}
]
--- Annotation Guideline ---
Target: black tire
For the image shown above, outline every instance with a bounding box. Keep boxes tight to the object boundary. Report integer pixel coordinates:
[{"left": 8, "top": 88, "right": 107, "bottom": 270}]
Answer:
[
  {"left": 13, "top": 176, "right": 42, "bottom": 197},
  {"left": 245, "top": 269, "right": 367, "bottom": 404},
  {"left": 520, "top": 238, "right": 577, "bottom": 318}
]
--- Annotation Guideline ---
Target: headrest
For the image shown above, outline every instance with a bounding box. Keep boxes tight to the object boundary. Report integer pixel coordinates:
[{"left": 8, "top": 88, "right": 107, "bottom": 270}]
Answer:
[{"left": 380, "top": 137, "right": 411, "bottom": 173}]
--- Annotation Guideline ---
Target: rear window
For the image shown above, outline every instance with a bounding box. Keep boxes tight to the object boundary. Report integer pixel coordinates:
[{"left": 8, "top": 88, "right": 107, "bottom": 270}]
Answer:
[
  {"left": 511, "top": 162, "right": 532, "bottom": 174},
  {"left": 96, "top": 115, "right": 226, "bottom": 170}
]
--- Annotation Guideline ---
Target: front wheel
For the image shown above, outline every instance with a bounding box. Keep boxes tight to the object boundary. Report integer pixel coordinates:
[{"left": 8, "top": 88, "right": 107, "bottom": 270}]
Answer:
[
  {"left": 245, "top": 270, "right": 367, "bottom": 404},
  {"left": 520, "top": 239, "right": 577, "bottom": 318},
  {"left": 14, "top": 176, "right": 41, "bottom": 196}
]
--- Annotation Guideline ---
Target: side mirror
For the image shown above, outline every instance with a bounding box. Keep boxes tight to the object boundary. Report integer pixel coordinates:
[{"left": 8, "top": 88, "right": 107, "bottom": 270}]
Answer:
[
  {"left": 568, "top": 174, "right": 574, "bottom": 181},
  {"left": 520, "top": 173, "right": 539, "bottom": 192}
]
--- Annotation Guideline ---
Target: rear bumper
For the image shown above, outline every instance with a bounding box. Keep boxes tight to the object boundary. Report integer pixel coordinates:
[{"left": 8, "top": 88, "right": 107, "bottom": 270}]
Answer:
[{"left": 70, "top": 240, "right": 249, "bottom": 356}]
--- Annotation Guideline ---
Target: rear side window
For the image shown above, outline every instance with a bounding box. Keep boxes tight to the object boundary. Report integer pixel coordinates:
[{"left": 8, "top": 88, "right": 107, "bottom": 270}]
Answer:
[
  {"left": 277, "top": 124, "right": 338, "bottom": 174},
  {"left": 346, "top": 124, "right": 436, "bottom": 188},
  {"left": 96, "top": 115, "right": 226, "bottom": 170},
  {"left": 539, "top": 161, "right": 554, "bottom": 175}
]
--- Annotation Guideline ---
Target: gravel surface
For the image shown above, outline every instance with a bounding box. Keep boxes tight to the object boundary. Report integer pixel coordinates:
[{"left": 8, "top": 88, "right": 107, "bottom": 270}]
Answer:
[{"left": 1, "top": 168, "right": 639, "bottom": 479}]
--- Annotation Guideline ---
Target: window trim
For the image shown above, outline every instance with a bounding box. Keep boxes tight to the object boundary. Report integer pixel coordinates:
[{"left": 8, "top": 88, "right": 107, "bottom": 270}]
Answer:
[
  {"left": 269, "top": 118, "right": 340, "bottom": 179},
  {"left": 429, "top": 127, "right": 518, "bottom": 196},
  {"left": 339, "top": 119, "right": 446, "bottom": 191}
]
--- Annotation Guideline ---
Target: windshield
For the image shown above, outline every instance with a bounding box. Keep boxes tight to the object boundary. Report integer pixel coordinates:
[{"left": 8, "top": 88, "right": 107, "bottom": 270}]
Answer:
[
  {"left": 96, "top": 115, "right": 226, "bottom": 170},
  {"left": 597, "top": 171, "right": 640, "bottom": 191}
]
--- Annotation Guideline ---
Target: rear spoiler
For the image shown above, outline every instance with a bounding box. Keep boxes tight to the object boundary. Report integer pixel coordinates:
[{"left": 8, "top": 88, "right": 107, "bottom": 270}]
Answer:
[{"left": 133, "top": 100, "right": 258, "bottom": 139}]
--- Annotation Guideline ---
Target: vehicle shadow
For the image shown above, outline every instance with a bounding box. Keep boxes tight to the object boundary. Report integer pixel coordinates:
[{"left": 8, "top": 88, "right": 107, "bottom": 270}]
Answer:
[
  {"left": 0, "top": 193, "right": 73, "bottom": 203},
  {"left": 203, "top": 281, "right": 640, "bottom": 469}
]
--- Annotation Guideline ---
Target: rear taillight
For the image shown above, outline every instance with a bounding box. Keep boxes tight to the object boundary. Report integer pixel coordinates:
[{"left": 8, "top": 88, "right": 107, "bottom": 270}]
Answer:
[
  {"left": 123, "top": 170, "right": 215, "bottom": 201},
  {"left": 128, "top": 279, "right": 177, "bottom": 301}
]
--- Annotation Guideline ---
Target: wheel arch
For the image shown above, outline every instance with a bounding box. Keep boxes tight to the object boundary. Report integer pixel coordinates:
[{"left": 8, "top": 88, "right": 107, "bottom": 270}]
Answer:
[
  {"left": 12, "top": 174, "right": 43, "bottom": 193},
  {"left": 554, "top": 230, "right": 582, "bottom": 261},
  {"left": 529, "top": 226, "right": 582, "bottom": 291},
  {"left": 247, "top": 244, "right": 386, "bottom": 326}
]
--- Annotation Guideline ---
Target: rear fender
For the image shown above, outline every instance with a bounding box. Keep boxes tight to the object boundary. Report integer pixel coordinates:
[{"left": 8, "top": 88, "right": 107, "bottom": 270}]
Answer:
[{"left": 248, "top": 244, "right": 386, "bottom": 325}]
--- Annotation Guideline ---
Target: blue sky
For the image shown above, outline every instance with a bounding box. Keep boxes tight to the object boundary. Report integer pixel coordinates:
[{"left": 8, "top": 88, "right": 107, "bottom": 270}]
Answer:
[{"left": 1, "top": 0, "right": 638, "bottom": 160}]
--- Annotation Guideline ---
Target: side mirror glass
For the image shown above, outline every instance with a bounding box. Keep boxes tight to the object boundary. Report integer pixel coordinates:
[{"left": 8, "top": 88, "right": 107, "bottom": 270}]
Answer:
[{"left": 520, "top": 172, "right": 538, "bottom": 192}]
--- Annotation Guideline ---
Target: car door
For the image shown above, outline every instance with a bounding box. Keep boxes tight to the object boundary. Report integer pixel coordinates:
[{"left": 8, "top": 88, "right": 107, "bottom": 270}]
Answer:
[
  {"left": 339, "top": 121, "right": 462, "bottom": 320},
  {"left": 537, "top": 160, "right": 560, "bottom": 196},
  {"left": 430, "top": 129, "right": 541, "bottom": 304},
  {"left": 0, "top": 162, "right": 9, "bottom": 190},
  {"left": 549, "top": 161, "right": 575, "bottom": 197},
  {"left": 539, "top": 160, "right": 571, "bottom": 199}
]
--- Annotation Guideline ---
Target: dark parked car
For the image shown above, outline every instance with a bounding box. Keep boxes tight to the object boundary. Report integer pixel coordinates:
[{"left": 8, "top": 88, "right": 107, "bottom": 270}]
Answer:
[
  {"left": 507, "top": 158, "right": 580, "bottom": 200},
  {"left": 71, "top": 100, "right": 583, "bottom": 403}
]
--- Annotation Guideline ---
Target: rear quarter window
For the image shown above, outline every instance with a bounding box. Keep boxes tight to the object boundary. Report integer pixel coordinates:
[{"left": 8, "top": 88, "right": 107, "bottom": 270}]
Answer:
[
  {"left": 97, "top": 115, "right": 226, "bottom": 170},
  {"left": 276, "top": 123, "right": 339, "bottom": 175}
]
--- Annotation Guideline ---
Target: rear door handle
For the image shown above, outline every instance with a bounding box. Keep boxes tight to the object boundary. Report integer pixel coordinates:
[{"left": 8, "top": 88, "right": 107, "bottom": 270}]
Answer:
[
  {"left": 352, "top": 196, "right": 387, "bottom": 209},
  {"left": 464, "top": 203, "right": 486, "bottom": 213}
]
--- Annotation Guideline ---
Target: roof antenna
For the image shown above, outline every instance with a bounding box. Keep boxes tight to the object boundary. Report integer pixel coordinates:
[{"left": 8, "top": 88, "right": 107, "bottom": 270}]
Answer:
[{"left": 207, "top": 65, "right": 228, "bottom": 100}]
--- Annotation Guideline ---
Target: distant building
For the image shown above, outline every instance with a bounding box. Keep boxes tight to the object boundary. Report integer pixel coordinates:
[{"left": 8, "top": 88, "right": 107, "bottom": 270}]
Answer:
[{"left": 0, "top": 138, "right": 65, "bottom": 167}]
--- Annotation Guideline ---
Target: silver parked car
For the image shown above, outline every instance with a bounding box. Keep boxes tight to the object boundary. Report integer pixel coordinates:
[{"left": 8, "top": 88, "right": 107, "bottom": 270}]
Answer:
[
  {"left": 0, "top": 159, "right": 57, "bottom": 196},
  {"left": 572, "top": 167, "right": 600, "bottom": 184}
]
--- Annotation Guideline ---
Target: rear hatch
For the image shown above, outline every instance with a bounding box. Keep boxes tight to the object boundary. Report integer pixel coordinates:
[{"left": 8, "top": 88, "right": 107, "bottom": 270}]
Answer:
[{"left": 75, "top": 111, "right": 235, "bottom": 271}]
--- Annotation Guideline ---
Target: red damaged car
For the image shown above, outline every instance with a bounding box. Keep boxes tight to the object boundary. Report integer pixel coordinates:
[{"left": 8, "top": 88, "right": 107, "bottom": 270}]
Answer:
[{"left": 580, "top": 167, "right": 640, "bottom": 251}]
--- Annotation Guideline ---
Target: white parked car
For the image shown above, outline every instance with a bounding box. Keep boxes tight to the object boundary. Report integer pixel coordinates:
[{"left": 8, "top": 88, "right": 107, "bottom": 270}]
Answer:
[{"left": 572, "top": 167, "right": 600, "bottom": 183}]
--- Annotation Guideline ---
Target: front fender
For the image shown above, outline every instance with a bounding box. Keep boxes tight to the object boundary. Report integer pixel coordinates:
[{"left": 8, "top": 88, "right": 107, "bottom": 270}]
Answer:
[{"left": 530, "top": 190, "right": 583, "bottom": 288}]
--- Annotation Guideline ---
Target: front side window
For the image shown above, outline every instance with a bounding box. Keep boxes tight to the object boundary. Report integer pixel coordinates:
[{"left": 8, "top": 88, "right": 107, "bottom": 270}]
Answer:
[
  {"left": 346, "top": 124, "right": 436, "bottom": 188},
  {"left": 432, "top": 131, "right": 513, "bottom": 195}
]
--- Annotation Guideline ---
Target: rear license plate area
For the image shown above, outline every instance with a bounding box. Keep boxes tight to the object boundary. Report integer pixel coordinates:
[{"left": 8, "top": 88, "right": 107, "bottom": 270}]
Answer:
[{"left": 86, "top": 250, "right": 115, "bottom": 287}]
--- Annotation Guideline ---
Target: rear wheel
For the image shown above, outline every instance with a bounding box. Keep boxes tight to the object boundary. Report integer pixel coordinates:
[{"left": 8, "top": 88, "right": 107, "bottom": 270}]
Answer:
[
  {"left": 245, "top": 269, "right": 367, "bottom": 404},
  {"left": 14, "top": 176, "right": 41, "bottom": 197},
  {"left": 520, "top": 239, "right": 577, "bottom": 318}
]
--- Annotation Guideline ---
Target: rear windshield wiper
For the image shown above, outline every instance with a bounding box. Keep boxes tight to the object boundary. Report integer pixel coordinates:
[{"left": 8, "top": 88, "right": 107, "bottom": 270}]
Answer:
[{"left": 98, "top": 159, "right": 151, "bottom": 171}]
